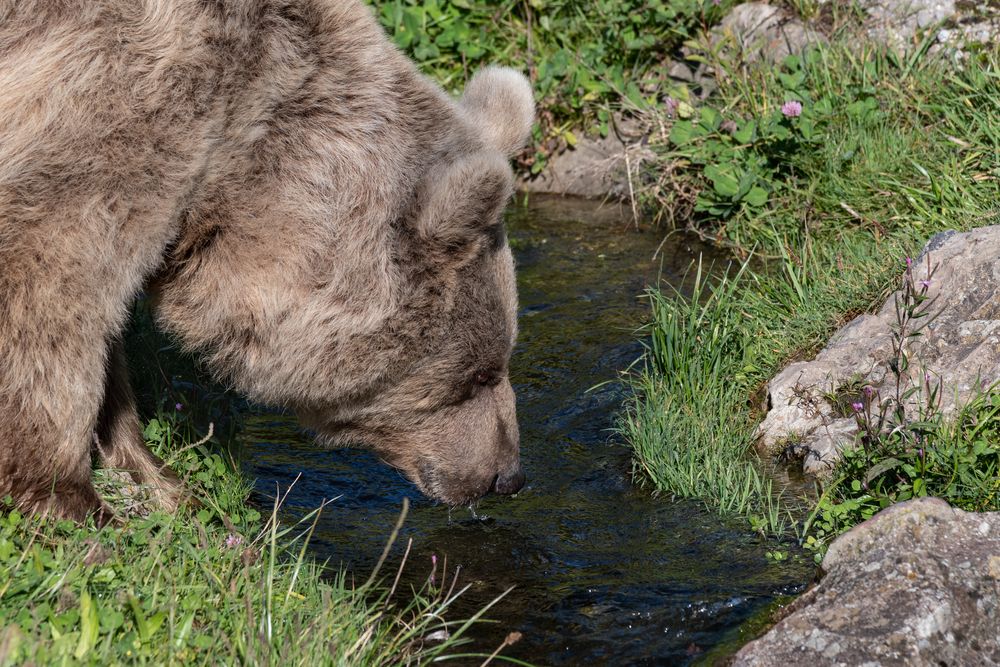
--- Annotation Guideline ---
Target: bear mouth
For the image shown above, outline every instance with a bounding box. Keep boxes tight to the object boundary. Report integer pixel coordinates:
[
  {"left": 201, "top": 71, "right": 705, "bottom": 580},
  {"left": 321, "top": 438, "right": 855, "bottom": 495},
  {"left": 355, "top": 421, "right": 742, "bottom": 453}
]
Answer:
[{"left": 415, "top": 461, "right": 490, "bottom": 508}]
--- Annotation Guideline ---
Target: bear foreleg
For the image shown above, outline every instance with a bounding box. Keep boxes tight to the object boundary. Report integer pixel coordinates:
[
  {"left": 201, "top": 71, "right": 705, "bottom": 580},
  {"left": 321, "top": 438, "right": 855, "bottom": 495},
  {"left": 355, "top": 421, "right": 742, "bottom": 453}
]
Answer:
[{"left": 95, "top": 341, "right": 187, "bottom": 514}]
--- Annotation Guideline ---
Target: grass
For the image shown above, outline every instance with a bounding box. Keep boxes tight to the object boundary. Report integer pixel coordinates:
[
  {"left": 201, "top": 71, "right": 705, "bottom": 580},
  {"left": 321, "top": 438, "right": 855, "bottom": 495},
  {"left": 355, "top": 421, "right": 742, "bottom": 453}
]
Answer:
[
  {"left": 620, "top": 38, "right": 1000, "bottom": 538},
  {"left": 799, "top": 260, "right": 1000, "bottom": 553},
  {"left": 366, "top": 0, "right": 733, "bottom": 172},
  {"left": 803, "top": 386, "right": 1000, "bottom": 555},
  {"left": 621, "top": 260, "right": 789, "bottom": 535},
  {"left": 0, "top": 408, "right": 521, "bottom": 666}
]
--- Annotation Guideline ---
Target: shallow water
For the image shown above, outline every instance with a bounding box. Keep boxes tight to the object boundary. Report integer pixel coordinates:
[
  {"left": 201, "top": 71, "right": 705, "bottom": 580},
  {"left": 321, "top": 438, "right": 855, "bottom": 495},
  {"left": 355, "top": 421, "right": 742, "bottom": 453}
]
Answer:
[{"left": 234, "top": 195, "right": 813, "bottom": 665}]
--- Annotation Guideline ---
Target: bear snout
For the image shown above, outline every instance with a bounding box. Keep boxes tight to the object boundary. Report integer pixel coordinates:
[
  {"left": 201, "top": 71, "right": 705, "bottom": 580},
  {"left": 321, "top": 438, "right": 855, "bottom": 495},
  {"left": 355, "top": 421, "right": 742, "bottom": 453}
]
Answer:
[
  {"left": 490, "top": 465, "right": 525, "bottom": 495},
  {"left": 415, "top": 453, "right": 523, "bottom": 506}
]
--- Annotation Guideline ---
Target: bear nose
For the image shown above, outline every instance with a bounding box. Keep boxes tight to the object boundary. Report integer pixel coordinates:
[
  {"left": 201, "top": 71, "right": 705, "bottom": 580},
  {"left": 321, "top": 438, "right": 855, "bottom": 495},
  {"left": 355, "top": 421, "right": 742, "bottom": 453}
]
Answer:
[{"left": 491, "top": 466, "right": 525, "bottom": 495}]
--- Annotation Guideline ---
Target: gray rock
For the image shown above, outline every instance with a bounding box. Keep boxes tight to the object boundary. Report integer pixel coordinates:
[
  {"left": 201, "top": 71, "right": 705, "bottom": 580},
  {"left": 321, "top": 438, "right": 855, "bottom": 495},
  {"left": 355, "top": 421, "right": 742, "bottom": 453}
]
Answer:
[
  {"left": 758, "top": 225, "right": 1000, "bottom": 473},
  {"left": 518, "top": 134, "right": 628, "bottom": 199},
  {"left": 668, "top": 60, "right": 697, "bottom": 83},
  {"left": 712, "top": 3, "right": 826, "bottom": 64},
  {"left": 863, "top": 0, "right": 957, "bottom": 48},
  {"left": 935, "top": 6, "right": 1000, "bottom": 55},
  {"left": 519, "top": 113, "right": 655, "bottom": 200},
  {"left": 734, "top": 497, "right": 1000, "bottom": 665}
]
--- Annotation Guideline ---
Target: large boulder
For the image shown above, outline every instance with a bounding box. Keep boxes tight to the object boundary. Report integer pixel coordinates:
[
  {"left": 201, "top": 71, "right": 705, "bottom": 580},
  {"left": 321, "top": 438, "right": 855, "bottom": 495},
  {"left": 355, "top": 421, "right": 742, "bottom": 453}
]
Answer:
[
  {"left": 758, "top": 225, "right": 1000, "bottom": 474},
  {"left": 518, "top": 133, "right": 630, "bottom": 199},
  {"left": 734, "top": 497, "right": 1000, "bottom": 665}
]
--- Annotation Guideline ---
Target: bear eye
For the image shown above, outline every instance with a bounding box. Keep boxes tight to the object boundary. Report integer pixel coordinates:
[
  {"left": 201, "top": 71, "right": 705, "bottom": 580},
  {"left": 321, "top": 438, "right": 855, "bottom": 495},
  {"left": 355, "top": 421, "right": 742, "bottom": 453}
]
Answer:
[{"left": 474, "top": 370, "right": 500, "bottom": 386}]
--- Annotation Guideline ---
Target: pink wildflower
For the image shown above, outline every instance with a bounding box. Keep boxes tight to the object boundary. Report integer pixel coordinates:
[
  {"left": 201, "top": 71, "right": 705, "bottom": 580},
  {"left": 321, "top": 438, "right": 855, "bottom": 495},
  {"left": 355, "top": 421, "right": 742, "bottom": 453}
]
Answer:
[{"left": 780, "top": 100, "right": 802, "bottom": 118}]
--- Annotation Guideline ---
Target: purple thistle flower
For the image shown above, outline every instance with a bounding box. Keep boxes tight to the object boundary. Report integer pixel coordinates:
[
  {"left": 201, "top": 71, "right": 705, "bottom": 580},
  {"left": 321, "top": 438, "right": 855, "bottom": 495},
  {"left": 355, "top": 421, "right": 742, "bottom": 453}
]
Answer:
[
  {"left": 852, "top": 401, "right": 864, "bottom": 412},
  {"left": 780, "top": 100, "right": 802, "bottom": 118}
]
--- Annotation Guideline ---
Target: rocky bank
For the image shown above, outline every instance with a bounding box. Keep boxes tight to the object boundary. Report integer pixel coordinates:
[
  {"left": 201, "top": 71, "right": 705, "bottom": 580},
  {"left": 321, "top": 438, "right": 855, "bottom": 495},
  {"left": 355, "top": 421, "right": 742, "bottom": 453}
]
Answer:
[
  {"left": 757, "top": 225, "right": 1000, "bottom": 474},
  {"left": 733, "top": 497, "right": 1000, "bottom": 665}
]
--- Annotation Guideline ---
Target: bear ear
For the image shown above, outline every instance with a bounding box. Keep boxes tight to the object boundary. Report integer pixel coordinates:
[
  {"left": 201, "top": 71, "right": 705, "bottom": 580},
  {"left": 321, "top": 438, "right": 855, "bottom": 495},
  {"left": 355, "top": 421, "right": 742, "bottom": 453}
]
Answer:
[
  {"left": 413, "top": 152, "right": 514, "bottom": 251},
  {"left": 460, "top": 67, "right": 535, "bottom": 157}
]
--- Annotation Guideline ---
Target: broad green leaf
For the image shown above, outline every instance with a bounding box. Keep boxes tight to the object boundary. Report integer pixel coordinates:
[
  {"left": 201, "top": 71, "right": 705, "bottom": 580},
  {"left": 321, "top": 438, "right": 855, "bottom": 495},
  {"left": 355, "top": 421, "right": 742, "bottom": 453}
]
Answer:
[
  {"left": 670, "top": 120, "right": 695, "bottom": 145},
  {"left": 625, "top": 82, "right": 645, "bottom": 108},
  {"left": 733, "top": 121, "right": 756, "bottom": 144},
  {"left": 705, "top": 165, "right": 740, "bottom": 198},
  {"left": 744, "top": 186, "right": 768, "bottom": 207},
  {"left": 799, "top": 118, "right": 814, "bottom": 140},
  {"left": 864, "top": 457, "right": 904, "bottom": 484},
  {"left": 783, "top": 54, "right": 802, "bottom": 70},
  {"left": 779, "top": 70, "right": 806, "bottom": 90},
  {"left": 699, "top": 106, "right": 721, "bottom": 131}
]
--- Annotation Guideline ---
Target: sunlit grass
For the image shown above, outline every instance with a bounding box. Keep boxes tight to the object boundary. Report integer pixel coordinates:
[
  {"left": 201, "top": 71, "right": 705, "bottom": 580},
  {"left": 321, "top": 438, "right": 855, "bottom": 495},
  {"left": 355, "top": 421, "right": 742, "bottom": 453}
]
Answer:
[
  {"left": 621, "top": 42, "right": 1000, "bottom": 536},
  {"left": 0, "top": 411, "right": 523, "bottom": 666}
]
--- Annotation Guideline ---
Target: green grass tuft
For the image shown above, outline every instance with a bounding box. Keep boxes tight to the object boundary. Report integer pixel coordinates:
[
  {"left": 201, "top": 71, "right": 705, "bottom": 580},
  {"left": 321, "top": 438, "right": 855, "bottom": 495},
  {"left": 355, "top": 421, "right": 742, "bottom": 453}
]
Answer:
[{"left": 0, "top": 410, "right": 517, "bottom": 666}]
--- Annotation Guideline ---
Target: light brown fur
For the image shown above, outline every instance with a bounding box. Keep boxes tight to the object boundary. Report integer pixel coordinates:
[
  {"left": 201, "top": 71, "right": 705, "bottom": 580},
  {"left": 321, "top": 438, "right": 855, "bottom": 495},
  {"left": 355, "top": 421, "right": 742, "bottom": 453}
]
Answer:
[{"left": 0, "top": 0, "right": 533, "bottom": 520}]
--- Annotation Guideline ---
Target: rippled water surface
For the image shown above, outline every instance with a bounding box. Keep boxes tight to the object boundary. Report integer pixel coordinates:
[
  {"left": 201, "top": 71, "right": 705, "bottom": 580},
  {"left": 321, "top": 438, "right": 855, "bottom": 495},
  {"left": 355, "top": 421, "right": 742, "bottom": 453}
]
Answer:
[{"left": 229, "top": 196, "right": 811, "bottom": 665}]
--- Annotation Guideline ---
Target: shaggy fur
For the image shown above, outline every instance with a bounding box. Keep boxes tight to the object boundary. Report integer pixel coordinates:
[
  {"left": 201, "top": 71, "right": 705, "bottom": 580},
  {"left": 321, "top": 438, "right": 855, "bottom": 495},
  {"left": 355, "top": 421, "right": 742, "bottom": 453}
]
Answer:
[{"left": 0, "top": 0, "right": 533, "bottom": 520}]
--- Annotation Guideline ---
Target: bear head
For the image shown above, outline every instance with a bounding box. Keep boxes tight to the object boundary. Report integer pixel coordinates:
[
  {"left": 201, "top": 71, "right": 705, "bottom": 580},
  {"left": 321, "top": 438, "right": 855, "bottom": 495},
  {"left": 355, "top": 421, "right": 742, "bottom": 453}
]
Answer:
[{"left": 296, "top": 67, "right": 534, "bottom": 506}]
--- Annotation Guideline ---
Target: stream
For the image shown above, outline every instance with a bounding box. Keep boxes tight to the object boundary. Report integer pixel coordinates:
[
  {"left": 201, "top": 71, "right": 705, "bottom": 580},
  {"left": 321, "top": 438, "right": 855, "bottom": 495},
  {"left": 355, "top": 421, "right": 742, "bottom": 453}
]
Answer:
[
  {"left": 124, "top": 194, "right": 814, "bottom": 663},
  {"left": 231, "top": 195, "right": 813, "bottom": 665}
]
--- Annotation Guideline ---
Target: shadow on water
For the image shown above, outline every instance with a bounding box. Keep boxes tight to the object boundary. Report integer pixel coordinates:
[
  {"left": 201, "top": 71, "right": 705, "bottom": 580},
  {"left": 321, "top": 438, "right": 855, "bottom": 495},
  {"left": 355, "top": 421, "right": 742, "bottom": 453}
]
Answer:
[{"left": 137, "top": 195, "right": 813, "bottom": 665}]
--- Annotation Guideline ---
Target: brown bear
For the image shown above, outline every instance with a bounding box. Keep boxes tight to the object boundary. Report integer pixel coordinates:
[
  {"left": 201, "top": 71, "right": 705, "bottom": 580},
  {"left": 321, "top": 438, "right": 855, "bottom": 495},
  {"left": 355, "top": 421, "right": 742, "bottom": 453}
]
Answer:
[{"left": 0, "top": 0, "right": 533, "bottom": 521}]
